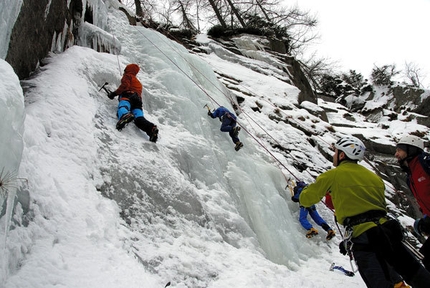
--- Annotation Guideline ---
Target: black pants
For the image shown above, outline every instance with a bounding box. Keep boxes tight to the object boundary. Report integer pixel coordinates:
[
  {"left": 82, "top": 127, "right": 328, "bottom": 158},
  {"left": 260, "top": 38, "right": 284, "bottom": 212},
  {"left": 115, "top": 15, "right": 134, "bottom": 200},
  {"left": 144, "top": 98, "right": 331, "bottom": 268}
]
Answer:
[
  {"left": 420, "top": 237, "right": 430, "bottom": 272},
  {"left": 352, "top": 219, "right": 430, "bottom": 288},
  {"left": 119, "top": 92, "right": 155, "bottom": 136},
  {"left": 134, "top": 116, "right": 155, "bottom": 136}
]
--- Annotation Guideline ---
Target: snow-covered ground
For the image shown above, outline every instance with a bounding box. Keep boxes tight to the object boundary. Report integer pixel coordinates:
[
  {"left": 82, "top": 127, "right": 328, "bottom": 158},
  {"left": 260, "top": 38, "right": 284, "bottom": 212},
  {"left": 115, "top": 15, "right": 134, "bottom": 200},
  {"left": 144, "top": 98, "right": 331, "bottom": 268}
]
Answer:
[{"left": 1, "top": 3, "right": 429, "bottom": 288}]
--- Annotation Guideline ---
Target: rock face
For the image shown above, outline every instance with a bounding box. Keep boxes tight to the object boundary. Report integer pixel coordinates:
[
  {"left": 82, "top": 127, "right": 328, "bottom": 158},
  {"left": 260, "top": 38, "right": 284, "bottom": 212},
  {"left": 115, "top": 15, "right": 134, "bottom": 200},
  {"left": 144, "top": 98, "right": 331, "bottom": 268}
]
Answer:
[
  {"left": 415, "top": 96, "right": 430, "bottom": 127},
  {"left": 5, "top": 0, "right": 118, "bottom": 80},
  {"left": 6, "top": 0, "right": 73, "bottom": 79},
  {"left": 391, "top": 86, "right": 427, "bottom": 111},
  {"left": 283, "top": 55, "right": 317, "bottom": 105},
  {"left": 391, "top": 86, "right": 430, "bottom": 126}
]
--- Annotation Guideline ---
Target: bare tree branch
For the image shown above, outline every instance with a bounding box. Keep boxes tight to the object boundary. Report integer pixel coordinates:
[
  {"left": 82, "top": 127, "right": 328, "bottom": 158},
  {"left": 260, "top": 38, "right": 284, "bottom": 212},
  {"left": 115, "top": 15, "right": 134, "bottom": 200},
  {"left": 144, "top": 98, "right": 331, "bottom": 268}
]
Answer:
[{"left": 404, "top": 61, "right": 424, "bottom": 88}]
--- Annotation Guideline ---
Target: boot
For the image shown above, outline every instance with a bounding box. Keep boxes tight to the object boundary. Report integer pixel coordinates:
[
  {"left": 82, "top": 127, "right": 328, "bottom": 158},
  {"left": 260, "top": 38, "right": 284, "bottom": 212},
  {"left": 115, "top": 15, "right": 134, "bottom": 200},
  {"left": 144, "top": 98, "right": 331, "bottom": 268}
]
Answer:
[
  {"left": 116, "top": 112, "right": 134, "bottom": 131},
  {"left": 394, "top": 281, "right": 411, "bottom": 288},
  {"left": 233, "top": 126, "right": 241, "bottom": 136},
  {"left": 306, "top": 227, "right": 318, "bottom": 238},
  {"left": 234, "top": 141, "right": 243, "bottom": 151},
  {"left": 149, "top": 126, "right": 159, "bottom": 143},
  {"left": 326, "top": 229, "right": 336, "bottom": 240}
]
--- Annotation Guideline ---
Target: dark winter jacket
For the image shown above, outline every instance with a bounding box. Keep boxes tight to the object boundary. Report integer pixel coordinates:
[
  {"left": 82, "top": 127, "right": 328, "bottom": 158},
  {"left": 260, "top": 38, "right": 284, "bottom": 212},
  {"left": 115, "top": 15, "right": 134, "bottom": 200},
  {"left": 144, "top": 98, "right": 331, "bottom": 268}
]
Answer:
[{"left": 209, "top": 106, "right": 236, "bottom": 121}]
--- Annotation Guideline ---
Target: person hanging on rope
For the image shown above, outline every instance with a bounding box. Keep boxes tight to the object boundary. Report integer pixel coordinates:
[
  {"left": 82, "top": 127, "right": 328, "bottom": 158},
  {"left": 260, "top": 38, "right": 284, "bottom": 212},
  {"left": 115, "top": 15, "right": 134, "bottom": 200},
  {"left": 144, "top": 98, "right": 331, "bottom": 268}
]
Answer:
[
  {"left": 108, "top": 63, "right": 159, "bottom": 142},
  {"left": 291, "top": 181, "right": 335, "bottom": 240},
  {"left": 207, "top": 105, "right": 243, "bottom": 151},
  {"left": 298, "top": 135, "right": 430, "bottom": 288},
  {"left": 395, "top": 135, "right": 430, "bottom": 271}
]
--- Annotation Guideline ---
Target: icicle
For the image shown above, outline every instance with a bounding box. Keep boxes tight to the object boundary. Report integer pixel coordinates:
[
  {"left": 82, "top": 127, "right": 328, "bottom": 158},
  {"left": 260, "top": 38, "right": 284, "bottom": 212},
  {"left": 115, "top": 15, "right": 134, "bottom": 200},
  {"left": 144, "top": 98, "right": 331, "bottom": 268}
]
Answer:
[{"left": 0, "top": 168, "right": 19, "bottom": 286}]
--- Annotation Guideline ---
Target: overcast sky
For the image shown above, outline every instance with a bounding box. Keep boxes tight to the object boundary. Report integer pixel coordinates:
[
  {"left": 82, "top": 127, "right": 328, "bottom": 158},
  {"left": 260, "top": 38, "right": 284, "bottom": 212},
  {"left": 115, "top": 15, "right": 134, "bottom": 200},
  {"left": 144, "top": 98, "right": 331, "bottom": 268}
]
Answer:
[{"left": 294, "top": 0, "right": 430, "bottom": 87}]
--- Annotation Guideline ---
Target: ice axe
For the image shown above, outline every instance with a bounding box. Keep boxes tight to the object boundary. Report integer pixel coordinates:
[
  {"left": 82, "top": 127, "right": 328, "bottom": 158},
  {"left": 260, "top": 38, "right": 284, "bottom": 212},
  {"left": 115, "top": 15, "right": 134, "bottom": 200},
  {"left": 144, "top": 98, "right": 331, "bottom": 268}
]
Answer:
[
  {"left": 329, "top": 263, "right": 355, "bottom": 277},
  {"left": 203, "top": 104, "right": 211, "bottom": 112},
  {"left": 204, "top": 104, "right": 213, "bottom": 115},
  {"left": 99, "top": 82, "right": 111, "bottom": 96},
  {"left": 286, "top": 177, "right": 296, "bottom": 196}
]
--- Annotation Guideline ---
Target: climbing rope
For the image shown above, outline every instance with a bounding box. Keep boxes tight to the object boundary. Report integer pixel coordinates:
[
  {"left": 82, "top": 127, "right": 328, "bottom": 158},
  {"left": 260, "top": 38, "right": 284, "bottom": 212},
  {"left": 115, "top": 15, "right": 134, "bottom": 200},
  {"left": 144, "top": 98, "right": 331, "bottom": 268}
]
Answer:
[
  {"left": 125, "top": 21, "right": 404, "bottom": 219},
  {"left": 107, "top": 13, "right": 427, "bottom": 275},
  {"left": 126, "top": 24, "right": 304, "bottom": 182},
  {"left": 109, "top": 29, "right": 123, "bottom": 75}
]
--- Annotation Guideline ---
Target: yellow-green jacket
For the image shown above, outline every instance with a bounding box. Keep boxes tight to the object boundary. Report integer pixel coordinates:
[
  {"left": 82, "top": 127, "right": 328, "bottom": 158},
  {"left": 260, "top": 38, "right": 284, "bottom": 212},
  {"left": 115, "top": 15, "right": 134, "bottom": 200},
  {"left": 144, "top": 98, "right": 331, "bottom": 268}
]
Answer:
[{"left": 299, "top": 160, "right": 387, "bottom": 237}]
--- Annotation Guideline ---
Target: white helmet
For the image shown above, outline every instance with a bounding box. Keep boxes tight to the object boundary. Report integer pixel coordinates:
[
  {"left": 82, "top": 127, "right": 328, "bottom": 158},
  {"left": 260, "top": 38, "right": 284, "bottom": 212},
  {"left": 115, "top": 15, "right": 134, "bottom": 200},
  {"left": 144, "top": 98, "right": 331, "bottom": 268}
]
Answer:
[
  {"left": 397, "top": 135, "right": 424, "bottom": 150},
  {"left": 334, "top": 136, "right": 366, "bottom": 161}
]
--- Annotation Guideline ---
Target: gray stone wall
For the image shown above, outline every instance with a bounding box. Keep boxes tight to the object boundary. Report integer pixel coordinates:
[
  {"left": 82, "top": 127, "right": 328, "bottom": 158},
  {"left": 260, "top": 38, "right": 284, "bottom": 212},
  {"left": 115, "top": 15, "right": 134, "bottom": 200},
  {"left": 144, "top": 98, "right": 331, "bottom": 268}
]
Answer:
[{"left": 5, "top": 0, "right": 76, "bottom": 79}]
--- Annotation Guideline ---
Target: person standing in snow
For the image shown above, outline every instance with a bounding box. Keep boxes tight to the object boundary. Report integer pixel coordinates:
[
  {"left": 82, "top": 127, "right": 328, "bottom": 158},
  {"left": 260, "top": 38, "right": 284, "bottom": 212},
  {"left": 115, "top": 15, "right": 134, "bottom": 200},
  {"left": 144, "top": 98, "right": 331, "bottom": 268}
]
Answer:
[
  {"left": 299, "top": 135, "right": 430, "bottom": 288},
  {"left": 207, "top": 106, "right": 243, "bottom": 151},
  {"left": 291, "top": 181, "right": 335, "bottom": 240},
  {"left": 395, "top": 135, "right": 430, "bottom": 271},
  {"left": 108, "top": 63, "right": 159, "bottom": 142}
]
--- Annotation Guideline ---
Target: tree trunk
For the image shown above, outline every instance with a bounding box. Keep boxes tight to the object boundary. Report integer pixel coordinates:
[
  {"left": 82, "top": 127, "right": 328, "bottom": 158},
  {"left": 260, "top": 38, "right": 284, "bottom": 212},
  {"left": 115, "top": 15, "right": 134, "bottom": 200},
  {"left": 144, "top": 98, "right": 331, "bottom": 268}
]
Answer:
[
  {"left": 178, "top": 1, "right": 196, "bottom": 31},
  {"left": 134, "top": 0, "right": 144, "bottom": 18},
  {"left": 225, "top": 0, "right": 245, "bottom": 27},
  {"left": 207, "top": 0, "right": 227, "bottom": 28},
  {"left": 256, "top": 0, "right": 271, "bottom": 22}
]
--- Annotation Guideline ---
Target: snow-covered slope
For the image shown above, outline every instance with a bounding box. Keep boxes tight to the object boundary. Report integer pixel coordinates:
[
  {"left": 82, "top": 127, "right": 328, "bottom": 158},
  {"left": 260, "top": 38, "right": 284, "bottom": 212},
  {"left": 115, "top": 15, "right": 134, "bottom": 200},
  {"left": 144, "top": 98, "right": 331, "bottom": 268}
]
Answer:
[{"left": 1, "top": 4, "right": 429, "bottom": 288}]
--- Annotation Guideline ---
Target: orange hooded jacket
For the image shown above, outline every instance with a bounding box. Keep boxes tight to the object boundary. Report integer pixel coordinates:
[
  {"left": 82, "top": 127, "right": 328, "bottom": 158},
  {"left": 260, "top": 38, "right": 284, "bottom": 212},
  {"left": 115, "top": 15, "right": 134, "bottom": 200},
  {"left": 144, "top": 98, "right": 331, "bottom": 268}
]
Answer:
[{"left": 114, "top": 64, "right": 143, "bottom": 98}]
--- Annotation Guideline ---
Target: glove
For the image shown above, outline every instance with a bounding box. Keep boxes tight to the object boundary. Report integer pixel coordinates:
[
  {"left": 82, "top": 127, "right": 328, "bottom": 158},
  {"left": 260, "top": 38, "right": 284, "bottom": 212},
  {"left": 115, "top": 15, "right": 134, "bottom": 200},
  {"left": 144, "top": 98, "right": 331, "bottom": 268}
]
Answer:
[
  {"left": 296, "top": 181, "right": 307, "bottom": 188},
  {"left": 108, "top": 91, "right": 116, "bottom": 99},
  {"left": 207, "top": 110, "right": 212, "bottom": 117},
  {"left": 415, "top": 216, "right": 430, "bottom": 236},
  {"left": 291, "top": 196, "right": 299, "bottom": 203}
]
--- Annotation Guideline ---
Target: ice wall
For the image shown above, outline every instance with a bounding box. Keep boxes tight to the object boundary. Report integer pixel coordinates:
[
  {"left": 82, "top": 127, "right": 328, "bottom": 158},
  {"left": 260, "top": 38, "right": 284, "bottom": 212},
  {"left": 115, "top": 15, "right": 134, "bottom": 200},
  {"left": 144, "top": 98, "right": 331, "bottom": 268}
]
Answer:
[
  {"left": 0, "top": 0, "right": 23, "bottom": 59},
  {"left": 0, "top": 59, "right": 25, "bottom": 190}
]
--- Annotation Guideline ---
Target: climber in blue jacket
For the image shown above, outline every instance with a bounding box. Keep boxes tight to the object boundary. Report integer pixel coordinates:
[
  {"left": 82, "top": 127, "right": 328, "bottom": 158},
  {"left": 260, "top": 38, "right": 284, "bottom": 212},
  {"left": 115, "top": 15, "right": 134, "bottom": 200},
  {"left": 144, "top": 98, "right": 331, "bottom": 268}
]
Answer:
[
  {"left": 291, "top": 181, "right": 335, "bottom": 240},
  {"left": 207, "top": 106, "right": 243, "bottom": 151}
]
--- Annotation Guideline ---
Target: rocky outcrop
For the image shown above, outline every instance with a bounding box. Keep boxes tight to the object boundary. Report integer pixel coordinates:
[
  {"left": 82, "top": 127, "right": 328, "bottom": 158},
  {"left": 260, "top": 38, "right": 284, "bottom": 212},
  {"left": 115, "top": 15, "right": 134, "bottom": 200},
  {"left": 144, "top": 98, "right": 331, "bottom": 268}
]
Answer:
[
  {"left": 415, "top": 96, "right": 430, "bottom": 127},
  {"left": 391, "top": 85, "right": 427, "bottom": 112},
  {"left": 5, "top": 0, "right": 120, "bottom": 80},
  {"left": 6, "top": 0, "right": 73, "bottom": 79},
  {"left": 283, "top": 55, "right": 317, "bottom": 105}
]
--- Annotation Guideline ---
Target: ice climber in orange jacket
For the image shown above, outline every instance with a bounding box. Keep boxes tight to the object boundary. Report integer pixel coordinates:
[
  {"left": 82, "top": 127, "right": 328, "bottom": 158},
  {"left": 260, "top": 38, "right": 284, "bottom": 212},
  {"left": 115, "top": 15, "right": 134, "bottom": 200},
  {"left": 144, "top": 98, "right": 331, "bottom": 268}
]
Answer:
[{"left": 108, "top": 63, "right": 159, "bottom": 142}]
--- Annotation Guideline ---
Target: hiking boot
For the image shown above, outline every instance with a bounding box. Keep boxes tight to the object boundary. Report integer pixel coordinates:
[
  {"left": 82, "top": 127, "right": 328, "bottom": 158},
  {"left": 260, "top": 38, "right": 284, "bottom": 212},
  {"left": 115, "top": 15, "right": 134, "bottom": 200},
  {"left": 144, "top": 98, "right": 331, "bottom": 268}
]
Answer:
[
  {"left": 234, "top": 141, "right": 243, "bottom": 151},
  {"left": 233, "top": 126, "right": 241, "bottom": 136},
  {"left": 149, "top": 126, "right": 159, "bottom": 143},
  {"left": 116, "top": 112, "right": 134, "bottom": 131},
  {"left": 326, "top": 229, "right": 336, "bottom": 240},
  {"left": 306, "top": 227, "right": 318, "bottom": 238},
  {"left": 394, "top": 281, "right": 411, "bottom": 288}
]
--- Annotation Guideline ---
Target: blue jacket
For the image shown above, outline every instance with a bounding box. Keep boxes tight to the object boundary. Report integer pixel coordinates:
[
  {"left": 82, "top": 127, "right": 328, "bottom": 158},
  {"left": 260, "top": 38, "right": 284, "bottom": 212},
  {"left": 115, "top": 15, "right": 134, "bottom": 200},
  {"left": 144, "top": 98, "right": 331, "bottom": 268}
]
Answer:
[
  {"left": 210, "top": 106, "right": 236, "bottom": 121},
  {"left": 291, "top": 181, "right": 307, "bottom": 203}
]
